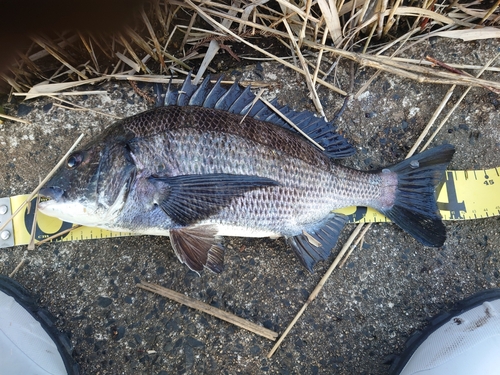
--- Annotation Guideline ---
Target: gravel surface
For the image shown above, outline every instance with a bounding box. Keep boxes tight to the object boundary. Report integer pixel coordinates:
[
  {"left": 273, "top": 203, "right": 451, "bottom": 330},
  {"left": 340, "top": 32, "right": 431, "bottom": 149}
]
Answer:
[{"left": 1, "top": 38, "right": 499, "bottom": 374}]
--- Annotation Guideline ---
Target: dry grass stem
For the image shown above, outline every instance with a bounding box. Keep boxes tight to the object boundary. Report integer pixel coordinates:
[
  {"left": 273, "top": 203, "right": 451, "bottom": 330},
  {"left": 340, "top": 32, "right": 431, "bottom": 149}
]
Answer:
[
  {"left": 138, "top": 282, "right": 279, "bottom": 341},
  {"left": 27, "top": 35, "right": 79, "bottom": 63},
  {"left": 259, "top": 96, "right": 324, "bottom": 151},
  {"left": 434, "top": 27, "right": 500, "bottom": 41},
  {"left": 239, "top": 87, "right": 266, "bottom": 124},
  {"left": 125, "top": 28, "right": 157, "bottom": 63},
  {"left": 480, "top": 0, "right": 500, "bottom": 24},
  {"left": 115, "top": 51, "right": 140, "bottom": 73},
  {"left": 317, "top": 0, "right": 343, "bottom": 43},
  {"left": 268, "top": 222, "right": 367, "bottom": 358},
  {"left": 311, "top": 27, "right": 330, "bottom": 87},
  {"left": 0, "top": 113, "right": 30, "bottom": 124},
  {"left": 13, "top": 77, "right": 108, "bottom": 100},
  {"left": 391, "top": 58, "right": 500, "bottom": 73},
  {"left": 298, "top": 0, "right": 313, "bottom": 48},
  {"left": 282, "top": 18, "right": 325, "bottom": 117},
  {"left": 118, "top": 34, "right": 148, "bottom": 73},
  {"left": 180, "top": 10, "right": 198, "bottom": 51},
  {"left": 78, "top": 32, "right": 99, "bottom": 71},
  {"left": 44, "top": 90, "right": 108, "bottom": 97},
  {"left": 305, "top": 42, "right": 500, "bottom": 91},
  {"left": 383, "top": 0, "right": 403, "bottom": 36},
  {"left": 141, "top": 9, "right": 166, "bottom": 69},
  {"left": 2, "top": 0, "right": 499, "bottom": 94},
  {"left": 31, "top": 36, "right": 87, "bottom": 80},
  {"left": 408, "top": 85, "right": 456, "bottom": 157},
  {"left": 422, "top": 51, "right": 500, "bottom": 150},
  {"left": 48, "top": 96, "right": 122, "bottom": 119},
  {"left": 339, "top": 224, "right": 371, "bottom": 268},
  {"left": 9, "top": 259, "right": 27, "bottom": 278},
  {"left": 36, "top": 225, "right": 82, "bottom": 246}
]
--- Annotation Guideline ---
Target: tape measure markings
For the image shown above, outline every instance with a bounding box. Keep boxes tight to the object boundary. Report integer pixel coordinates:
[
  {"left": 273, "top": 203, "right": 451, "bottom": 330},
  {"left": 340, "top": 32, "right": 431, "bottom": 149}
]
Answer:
[{"left": 1, "top": 167, "right": 499, "bottom": 249}]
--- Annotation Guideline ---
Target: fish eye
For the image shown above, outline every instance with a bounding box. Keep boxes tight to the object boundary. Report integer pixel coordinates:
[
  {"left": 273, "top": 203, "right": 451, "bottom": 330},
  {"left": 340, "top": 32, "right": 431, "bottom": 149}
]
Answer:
[{"left": 67, "top": 152, "right": 84, "bottom": 169}]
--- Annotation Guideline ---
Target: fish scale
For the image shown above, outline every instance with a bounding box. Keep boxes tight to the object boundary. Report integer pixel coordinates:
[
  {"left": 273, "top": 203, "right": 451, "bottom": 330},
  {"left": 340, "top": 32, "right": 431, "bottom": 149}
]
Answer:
[
  {"left": 128, "top": 115, "right": 378, "bottom": 235},
  {"left": 39, "top": 76, "right": 455, "bottom": 273},
  {"left": 128, "top": 129, "right": 342, "bottom": 235}
]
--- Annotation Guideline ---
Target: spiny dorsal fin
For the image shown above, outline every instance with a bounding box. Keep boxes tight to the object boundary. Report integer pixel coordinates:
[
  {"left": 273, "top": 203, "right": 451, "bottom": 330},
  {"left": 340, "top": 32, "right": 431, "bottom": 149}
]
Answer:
[
  {"left": 177, "top": 74, "right": 198, "bottom": 106},
  {"left": 188, "top": 75, "right": 211, "bottom": 106},
  {"left": 158, "top": 74, "right": 355, "bottom": 159}
]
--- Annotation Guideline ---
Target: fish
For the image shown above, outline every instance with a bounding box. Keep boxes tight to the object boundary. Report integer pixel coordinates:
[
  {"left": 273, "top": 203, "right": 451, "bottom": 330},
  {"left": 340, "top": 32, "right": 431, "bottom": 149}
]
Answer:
[{"left": 38, "top": 75, "right": 455, "bottom": 273}]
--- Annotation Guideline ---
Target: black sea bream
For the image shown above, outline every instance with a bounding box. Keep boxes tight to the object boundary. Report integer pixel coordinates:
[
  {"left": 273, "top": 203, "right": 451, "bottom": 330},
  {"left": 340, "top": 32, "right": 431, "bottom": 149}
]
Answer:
[{"left": 39, "top": 76, "right": 455, "bottom": 273}]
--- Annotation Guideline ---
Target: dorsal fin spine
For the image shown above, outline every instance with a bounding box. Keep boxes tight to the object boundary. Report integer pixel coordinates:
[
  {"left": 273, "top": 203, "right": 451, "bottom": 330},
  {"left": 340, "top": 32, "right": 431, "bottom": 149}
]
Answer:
[
  {"left": 177, "top": 75, "right": 197, "bottom": 106},
  {"left": 215, "top": 82, "right": 243, "bottom": 111},
  {"left": 202, "top": 76, "right": 226, "bottom": 108},
  {"left": 189, "top": 76, "right": 212, "bottom": 106},
  {"left": 160, "top": 75, "right": 355, "bottom": 159}
]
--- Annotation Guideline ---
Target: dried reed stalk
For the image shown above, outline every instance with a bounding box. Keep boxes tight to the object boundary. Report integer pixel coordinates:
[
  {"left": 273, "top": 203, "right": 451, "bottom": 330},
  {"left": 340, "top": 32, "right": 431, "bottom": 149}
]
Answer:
[
  {"left": 2, "top": 0, "right": 499, "bottom": 93},
  {"left": 138, "top": 282, "right": 279, "bottom": 341}
]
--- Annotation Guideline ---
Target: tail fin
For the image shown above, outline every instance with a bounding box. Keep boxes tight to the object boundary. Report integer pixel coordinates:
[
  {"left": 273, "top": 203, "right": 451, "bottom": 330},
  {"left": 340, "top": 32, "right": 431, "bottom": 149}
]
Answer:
[{"left": 380, "top": 144, "right": 455, "bottom": 247}]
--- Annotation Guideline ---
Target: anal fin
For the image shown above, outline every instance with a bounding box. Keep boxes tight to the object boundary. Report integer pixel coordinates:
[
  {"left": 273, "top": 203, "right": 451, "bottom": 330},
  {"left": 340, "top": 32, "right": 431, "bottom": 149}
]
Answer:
[
  {"left": 169, "top": 226, "right": 224, "bottom": 273},
  {"left": 287, "top": 213, "right": 348, "bottom": 272}
]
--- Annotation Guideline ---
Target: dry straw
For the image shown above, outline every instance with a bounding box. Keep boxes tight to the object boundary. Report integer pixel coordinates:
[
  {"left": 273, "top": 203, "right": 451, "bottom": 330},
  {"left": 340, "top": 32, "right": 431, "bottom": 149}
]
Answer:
[{"left": 2, "top": 0, "right": 499, "bottom": 95}]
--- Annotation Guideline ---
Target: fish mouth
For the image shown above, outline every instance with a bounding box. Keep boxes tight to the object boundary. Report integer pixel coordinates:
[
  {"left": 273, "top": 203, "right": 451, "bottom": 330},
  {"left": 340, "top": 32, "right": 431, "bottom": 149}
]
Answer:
[{"left": 39, "top": 187, "right": 65, "bottom": 202}]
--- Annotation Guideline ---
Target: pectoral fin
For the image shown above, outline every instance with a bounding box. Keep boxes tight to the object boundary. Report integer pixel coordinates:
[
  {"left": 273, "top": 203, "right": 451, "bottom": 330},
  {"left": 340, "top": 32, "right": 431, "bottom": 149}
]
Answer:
[
  {"left": 169, "top": 226, "right": 225, "bottom": 273},
  {"left": 287, "top": 213, "right": 348, "bottom": 273},
  {"left": 149, "top": 173, "right": 279, "bottom": 226}
]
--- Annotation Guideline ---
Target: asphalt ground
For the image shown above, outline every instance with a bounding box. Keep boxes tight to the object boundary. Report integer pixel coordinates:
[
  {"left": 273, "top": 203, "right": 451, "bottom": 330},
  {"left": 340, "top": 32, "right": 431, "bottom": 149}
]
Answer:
[{"left": 1, "top": 37, "right": 499, "bottom": 374}]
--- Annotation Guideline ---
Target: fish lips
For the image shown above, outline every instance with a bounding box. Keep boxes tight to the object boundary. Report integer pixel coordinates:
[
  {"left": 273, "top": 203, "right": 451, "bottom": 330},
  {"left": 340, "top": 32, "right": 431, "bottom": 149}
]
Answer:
[{"left": 39, "top": 186, "right": 65, "bottom": 201}]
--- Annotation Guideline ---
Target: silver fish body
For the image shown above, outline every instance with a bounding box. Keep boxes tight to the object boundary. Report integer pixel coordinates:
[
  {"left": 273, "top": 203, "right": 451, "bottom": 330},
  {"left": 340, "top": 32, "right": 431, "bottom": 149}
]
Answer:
[
  {"left": 39, "top": 77, "right": 455, "bottom": 272},
  {"left": 116, "top": 106, "right": 382, "bottom": 234}
]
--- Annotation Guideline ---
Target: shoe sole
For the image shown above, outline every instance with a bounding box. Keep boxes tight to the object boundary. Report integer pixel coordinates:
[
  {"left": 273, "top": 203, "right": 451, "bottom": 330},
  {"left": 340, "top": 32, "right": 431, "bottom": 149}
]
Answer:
[
  {"left": 387, "top": 288, "right": 500, "bottom": 374},
  {"left": 0, "top": 275, "right": 80, "bottom": 375}
]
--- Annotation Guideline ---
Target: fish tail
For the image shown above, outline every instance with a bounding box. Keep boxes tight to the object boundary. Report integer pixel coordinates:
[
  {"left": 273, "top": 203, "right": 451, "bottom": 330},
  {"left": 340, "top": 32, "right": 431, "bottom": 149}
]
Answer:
[{"left": 379, "top": 144, "right": 455, "bottom": 247}]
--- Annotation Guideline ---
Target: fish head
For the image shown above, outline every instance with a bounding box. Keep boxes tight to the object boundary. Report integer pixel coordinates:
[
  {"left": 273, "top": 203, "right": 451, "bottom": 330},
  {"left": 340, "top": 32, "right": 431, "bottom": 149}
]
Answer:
[{"left": 39, "top": 130, "right": 136, "bottom": 227}]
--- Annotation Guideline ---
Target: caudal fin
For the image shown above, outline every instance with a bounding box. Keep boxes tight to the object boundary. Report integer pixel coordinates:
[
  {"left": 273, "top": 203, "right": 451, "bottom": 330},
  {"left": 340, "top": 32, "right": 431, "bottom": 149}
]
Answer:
[{"left": 380, "top": 144, "right": 455, "bottom": 247}]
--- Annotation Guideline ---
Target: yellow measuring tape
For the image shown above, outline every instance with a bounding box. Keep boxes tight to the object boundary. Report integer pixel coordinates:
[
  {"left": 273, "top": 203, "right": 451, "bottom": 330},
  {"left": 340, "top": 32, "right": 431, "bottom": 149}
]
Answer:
[{"left": 0, "top": 168, "right": 498, "bottom": 248}]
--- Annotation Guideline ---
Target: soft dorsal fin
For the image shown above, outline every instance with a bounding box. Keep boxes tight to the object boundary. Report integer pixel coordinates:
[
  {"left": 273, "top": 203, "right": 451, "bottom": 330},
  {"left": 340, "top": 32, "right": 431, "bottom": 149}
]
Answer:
[{"left": 156, "top": 75, "right": 355, "bottom": 159}]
